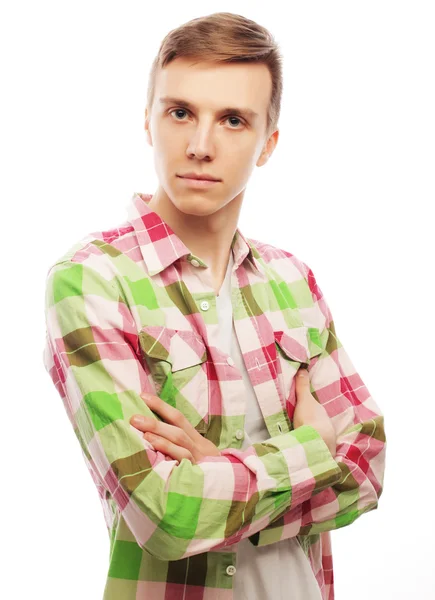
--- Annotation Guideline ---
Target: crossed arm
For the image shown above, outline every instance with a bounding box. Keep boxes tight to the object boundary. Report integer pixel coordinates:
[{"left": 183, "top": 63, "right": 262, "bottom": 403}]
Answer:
[{"left": 44, "top": 258, "right": 386, "bottom": 559}]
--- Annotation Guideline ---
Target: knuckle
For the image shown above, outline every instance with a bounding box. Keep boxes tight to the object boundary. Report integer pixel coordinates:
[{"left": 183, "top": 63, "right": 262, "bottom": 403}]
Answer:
[
  {"left": 172, "top": 412, "right": 185, "bottom": 428},
  {"left": 182, "top": 432, "right": 192, "bottom": 448},
  {"left": 180, "top": 413, "right": 190, "bottom": 427},
  {"left": 169, "top": 409, "right": 183, "bottom": 426}
]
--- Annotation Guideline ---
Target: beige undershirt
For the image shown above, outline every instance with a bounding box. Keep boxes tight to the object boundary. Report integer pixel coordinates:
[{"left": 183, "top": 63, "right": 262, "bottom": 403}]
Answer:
[{"left": 212, "top": 250, "right": 322, "bottom": 600}]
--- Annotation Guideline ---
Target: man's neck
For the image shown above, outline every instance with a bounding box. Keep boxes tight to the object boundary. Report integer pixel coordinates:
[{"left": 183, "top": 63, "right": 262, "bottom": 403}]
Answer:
[{"left": 147, "top": 186, "right": 244, "bottom": 293}]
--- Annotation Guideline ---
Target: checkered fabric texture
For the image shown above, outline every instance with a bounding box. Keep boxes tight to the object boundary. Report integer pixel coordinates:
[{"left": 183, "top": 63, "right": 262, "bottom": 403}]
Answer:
[{"left": 43, "top": 192, "right": 386, "bottom": 599}]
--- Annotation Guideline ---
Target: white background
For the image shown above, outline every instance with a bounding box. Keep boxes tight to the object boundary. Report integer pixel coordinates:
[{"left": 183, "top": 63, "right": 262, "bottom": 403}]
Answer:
[{"left": 1, "top": 1, "right": 434, "bottom": 598}]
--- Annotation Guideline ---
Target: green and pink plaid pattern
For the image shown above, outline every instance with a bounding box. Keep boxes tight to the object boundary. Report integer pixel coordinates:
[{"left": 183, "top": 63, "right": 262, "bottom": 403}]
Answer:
[{"left": 43, "top": 192, "right": 386, "bottom": 599}]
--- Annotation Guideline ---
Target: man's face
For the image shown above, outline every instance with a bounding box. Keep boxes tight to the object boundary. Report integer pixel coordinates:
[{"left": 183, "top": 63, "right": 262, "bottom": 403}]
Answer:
[{"left": 145, "top": 57, "right": 278, "bottom": 217}]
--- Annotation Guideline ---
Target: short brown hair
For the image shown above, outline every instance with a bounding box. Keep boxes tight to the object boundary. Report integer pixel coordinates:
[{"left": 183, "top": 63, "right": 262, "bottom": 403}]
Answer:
[{"left": 146, "top": 12, "right": 283, "bottom": 139}]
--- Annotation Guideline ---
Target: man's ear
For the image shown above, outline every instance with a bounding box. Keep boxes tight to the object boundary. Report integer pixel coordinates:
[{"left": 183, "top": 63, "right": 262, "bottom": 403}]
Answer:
[
  {"left": 144, "top": 107, "right": 153, "bottom": 147},
  {"left": 257, "top": 128, "right": 279, "bottom": 167},
  {"left": 258, "top": 150, "right": 270, "bottom": 167}
]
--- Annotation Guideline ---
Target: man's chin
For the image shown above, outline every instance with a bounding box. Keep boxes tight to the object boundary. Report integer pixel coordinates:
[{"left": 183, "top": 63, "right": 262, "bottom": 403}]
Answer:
[{"left": 171, "top": 194, "right": 222, "bottom": 217}]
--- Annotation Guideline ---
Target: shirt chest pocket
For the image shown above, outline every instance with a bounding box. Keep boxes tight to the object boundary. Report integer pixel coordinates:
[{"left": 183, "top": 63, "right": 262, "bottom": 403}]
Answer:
[
  {"left": 273, "top": 326, "right": 323, "bottom": 415},
  {"left": 138, "top": 325, "right": 210, "bottom": 434}
]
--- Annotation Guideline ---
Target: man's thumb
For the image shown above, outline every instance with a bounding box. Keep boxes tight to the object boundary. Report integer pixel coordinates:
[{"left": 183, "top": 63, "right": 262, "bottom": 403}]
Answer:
[
  {"left": 296, "top": 368, "right": 310, "bottom": 390},
  {"left": 297, "top": 368, "right": 309, "bottom": 380}
]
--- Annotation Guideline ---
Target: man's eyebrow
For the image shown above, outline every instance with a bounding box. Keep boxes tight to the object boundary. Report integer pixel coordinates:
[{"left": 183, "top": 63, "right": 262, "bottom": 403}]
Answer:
[{"left": 158, "top": 96, "right": 259, "bottom": 120}]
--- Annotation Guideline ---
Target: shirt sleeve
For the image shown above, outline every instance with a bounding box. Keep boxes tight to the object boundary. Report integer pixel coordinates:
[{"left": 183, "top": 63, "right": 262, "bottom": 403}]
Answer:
[
  {"left": 43, "top": 258, "right": 343, "bottom": 561},
  {"left": 247, "top": 263, "right": 387, "bottom": 547}
]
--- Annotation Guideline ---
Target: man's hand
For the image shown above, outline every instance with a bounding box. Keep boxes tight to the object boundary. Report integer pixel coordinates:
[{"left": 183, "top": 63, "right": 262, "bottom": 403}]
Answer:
[
  {"left": 130, "top": 393, "right": 221, "bottom": 464},
  {"left": 293, "top": 368, "right": 337, "bottom": 458}
]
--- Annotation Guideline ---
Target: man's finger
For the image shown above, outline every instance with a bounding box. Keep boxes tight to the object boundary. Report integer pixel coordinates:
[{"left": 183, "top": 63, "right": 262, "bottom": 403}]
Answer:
[
  {"left": 131, "top": 415, "right": 194, "bottom": 451},
  {"left": 136, "top": 394, "right": 222, "bottom": 458},
  {"left": 296, "top": 368, "right": 309, "bottom": 381},
  {"left": 141, "top": 393, "right": 200, "bottom": 438},
  {"left": 144, "top": 433, "right": 195, "bottom": 463},
  {"left": 295, "top": 368, "right": 314, "bottom": 396}
]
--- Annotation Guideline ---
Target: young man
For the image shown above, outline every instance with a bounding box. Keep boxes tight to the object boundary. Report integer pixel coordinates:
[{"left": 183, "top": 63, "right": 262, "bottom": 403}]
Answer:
[{"left": 43, "top": 12, "right": 386, "bottom": 600}]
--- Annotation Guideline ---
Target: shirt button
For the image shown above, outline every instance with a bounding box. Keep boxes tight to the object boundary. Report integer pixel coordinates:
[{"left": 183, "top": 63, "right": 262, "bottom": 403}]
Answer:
[
  {"left": 235, "top": 429, "right": 244, "bottom": 440},
  {"left": 190, "top": 259, "right": 200, "bottom": 267},
  {"left": 226, "top": 565, "right": 236, "bottom": 576},
  {"left": 200, "top": 300, "right": 210, "bottom": 311},
  {"left": 226, "top": 356, "right": 235, "bottom": 366}
]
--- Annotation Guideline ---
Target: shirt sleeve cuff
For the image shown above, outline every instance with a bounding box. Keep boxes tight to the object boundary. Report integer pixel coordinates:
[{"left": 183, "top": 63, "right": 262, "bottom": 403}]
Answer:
[{"left": 254, "top": 424, "right": 342, "bottom": 496}]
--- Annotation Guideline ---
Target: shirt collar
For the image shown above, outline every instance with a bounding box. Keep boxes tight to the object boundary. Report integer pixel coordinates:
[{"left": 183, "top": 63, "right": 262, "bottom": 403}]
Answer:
[{"left": 126, "top": 192, "right": 263, "bottom": 277}]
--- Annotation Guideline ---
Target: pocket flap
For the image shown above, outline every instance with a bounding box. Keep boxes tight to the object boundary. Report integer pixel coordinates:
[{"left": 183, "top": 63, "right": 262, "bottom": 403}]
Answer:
[
  {"left": 274, "top": 326, "right": 323, "bottom": 363},
  {"left": 139, "top": 326, "right": 207, "bottom": 371}
]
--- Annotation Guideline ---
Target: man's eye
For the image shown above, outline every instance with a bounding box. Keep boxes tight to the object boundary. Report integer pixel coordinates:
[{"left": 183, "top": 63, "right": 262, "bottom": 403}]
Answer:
[
  {"left": 170, "top": 108, "right": 189, "bottom": 120},
  {"left": 227, "top": 116, "right": 243, "bottom": 128},
  {"left": 169, "top": 109, "right": 244, "bottom": 128}
]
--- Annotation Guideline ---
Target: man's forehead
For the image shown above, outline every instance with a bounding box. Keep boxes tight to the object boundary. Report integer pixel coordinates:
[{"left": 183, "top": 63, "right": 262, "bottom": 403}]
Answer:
[{"left": 155, "top": 60, "right": 271, "bottom": 115}]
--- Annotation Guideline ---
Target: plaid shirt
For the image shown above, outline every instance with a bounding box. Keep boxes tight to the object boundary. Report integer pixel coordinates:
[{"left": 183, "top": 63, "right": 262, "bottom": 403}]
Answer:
[{"left": 43, "top": 192, "right": 386, "bottom": 599}]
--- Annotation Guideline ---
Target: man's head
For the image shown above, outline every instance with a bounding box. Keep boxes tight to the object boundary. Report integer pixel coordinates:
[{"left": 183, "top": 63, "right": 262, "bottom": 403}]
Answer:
[{"left": 144, "top": 12, "right": 282, "bottom": 217}]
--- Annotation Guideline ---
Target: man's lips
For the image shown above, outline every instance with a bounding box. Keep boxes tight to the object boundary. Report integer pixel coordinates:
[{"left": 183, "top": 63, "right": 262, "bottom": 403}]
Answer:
[
  {"left": 177, "top": 175, "right": 221, "bottom": 187},
  {"left": 177, "top": 174, "right": 221, "bottom": 182}
]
